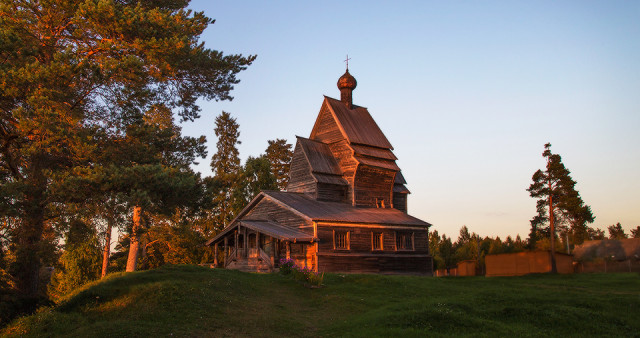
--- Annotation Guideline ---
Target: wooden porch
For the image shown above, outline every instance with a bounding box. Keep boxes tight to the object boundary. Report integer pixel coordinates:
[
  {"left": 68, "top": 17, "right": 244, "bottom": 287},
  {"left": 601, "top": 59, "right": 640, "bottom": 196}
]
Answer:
[{"left": 207, "top": 220, "right": 316, "bottom": 273}]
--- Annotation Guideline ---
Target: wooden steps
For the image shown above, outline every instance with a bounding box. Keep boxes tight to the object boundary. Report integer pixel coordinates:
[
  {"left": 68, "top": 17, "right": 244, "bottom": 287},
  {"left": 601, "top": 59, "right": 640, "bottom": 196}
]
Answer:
[{"left": 227, "top": 257, "right": 273, "bottom": 273}]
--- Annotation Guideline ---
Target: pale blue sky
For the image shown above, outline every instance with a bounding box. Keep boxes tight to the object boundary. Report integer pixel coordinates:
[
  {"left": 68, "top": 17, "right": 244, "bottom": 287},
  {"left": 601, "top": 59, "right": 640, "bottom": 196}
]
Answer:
[{"left": 182, "top": 1, "right": 640, "bottom": 239}]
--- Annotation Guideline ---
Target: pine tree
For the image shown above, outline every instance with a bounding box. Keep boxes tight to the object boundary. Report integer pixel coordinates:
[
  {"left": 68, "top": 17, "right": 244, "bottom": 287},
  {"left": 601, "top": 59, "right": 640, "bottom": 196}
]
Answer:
[
  {"left": 0, "top": 1, "right": 253, "bottom": 294},
  {"left": 631, "top": 226, "right": 640, "bottom": 238},
  {"left": 527, "top": 143, "right": 594, "bottom": 273},
  {"left": 607, "top": 223, "right": 628, "bottom": 239},
  {"left": 210, "top": 112, "right": 242, "bottom": 229},
  {"left": 231, "top": 156, "right": 277, "bottom": 215},
  {"left": 265, "top": 139, "right": 293, "bottom": 190}
]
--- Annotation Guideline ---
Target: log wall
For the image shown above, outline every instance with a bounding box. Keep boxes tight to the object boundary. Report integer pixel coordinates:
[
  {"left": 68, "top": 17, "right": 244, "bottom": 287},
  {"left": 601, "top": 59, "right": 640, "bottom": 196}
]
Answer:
[
  {"left": 317, "top": 183, "right": 347, "bottom": 202},
  {"left": 327, "top": 140, "right": 357, "bottom": 203},
  {"left": 244, "top": 199, "right": 312, "bottom": 229},
  {"left": 353, "top": 165, "right": 395, "bottom": 208},
  {"left": 316, "top": 224, "right": 431, "bottom": 274},
  {"left": 311, "top": 103, "right": 343, "bottom": 144},
  {"left": 286, "top": 143, "right": 317, "bottom": 195},
  {"left": 393, "top": 192, "right": 408, "bottom": 212}
]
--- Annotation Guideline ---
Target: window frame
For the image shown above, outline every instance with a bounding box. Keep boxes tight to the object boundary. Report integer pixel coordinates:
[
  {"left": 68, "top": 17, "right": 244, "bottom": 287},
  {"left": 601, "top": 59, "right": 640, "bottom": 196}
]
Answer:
[
  {"left": 333, "top": 230, "right": 350, "bottom": 250},
  {"left": 395, "top": 231, "right": 415, "bottom": 251},
  {"left": 371, "top": 232, "right": 384, "bottom": 251}
]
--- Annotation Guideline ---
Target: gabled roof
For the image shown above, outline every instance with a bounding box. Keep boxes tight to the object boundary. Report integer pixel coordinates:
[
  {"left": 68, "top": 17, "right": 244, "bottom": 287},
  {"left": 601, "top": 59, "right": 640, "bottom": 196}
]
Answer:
[
  {"left": 394, "top": 171, "right": 410, "bottom": 194},
  {"left": 315, "top": 96, "right": 393, "bottom": 149},
  {"left": 573, "top": 238, "right": 640, "bottom": 261},
  {"left": 354, "top": 155, "right": 401, "bottom": 171},
  {"left": 262, "top": 191, "right": 429, "bottom": 227},
  {"left": 296, "top": 136, "right": 348, "bottom": 186},
  {"left": 205, "top": 220, "right": 315, "bottom": 246},
  {"left": 395, "top": 171, "right": 407, "bottom": 185},
  {"left": 296, "top": 136, "right": 342, "bottom": 175},
  {"left": 206, "top": 190, "right": 430, "bottom": 246},
  {"left": 351, "top": 144, "right": 397, "bottom": 160}
]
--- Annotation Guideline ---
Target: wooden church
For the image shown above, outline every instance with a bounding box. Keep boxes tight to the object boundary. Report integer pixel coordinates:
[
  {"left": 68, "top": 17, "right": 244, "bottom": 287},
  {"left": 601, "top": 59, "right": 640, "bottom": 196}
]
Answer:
[{"left": 206, "top": 69, "right": 432, "bottom": 274}]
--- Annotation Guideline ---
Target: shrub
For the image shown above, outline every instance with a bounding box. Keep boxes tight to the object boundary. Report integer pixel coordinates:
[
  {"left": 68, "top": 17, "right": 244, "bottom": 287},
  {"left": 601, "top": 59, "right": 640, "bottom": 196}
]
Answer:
[
  {"left": 278, "top": 258, "right": 295, "bottom": 275},
  {"left": 278, "top": 259, "right": 323, "bottom": 287}
]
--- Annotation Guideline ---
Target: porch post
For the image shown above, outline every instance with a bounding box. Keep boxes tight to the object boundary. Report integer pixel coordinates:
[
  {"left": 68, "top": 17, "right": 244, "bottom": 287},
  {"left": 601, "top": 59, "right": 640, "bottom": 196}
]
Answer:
[
  {"left": 214, "top": 243, "right": 218, "bottom": 267},
  {"left": 272, "top": 238, "right": 277, "bottom": 266},
  {"left": 243, "top": 226, "right": 248, "bottom": 258},
  {"left": 286, "top": 241, "right": 291, "bottom": 260},
  {"left": 223, "top": 237, "right": 228, "bottom": 267},
  {"left": 234, "top": 229, "right": 238, "bottom": 259},
  {"left": 256, "top": 232, "right": 260, "bottom": 251}
]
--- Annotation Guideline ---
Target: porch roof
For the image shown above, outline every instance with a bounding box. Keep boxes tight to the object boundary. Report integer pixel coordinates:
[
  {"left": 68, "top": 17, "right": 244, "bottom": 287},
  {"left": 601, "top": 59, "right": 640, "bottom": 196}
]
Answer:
[{"left": 206, "top": 220, "right": 315, "bottom": 246}]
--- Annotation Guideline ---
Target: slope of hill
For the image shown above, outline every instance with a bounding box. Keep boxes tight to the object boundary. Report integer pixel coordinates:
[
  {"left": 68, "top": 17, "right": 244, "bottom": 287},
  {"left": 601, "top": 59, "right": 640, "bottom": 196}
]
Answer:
[{"left": 3, "top": 265, "right": 638, "bottom": 337}]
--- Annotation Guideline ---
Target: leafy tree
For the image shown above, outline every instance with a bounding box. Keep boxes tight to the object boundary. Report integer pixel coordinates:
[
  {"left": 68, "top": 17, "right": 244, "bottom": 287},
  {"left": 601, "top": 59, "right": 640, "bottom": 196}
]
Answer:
[
  {"left": 631, "top": 226, "right": 640, "bottom": 239},
  {"left": 139, "top": 213, "right": 208, "bottom": 269},
  {"left": 527, "top": 143, "right": 594, "bottom": 273},
  {"left": 231, "top": 155, "right": 277, "bottom": 214},
  {"left": 438, "top": 235, "right": 455, "bottom": 271},
  {"left": 0, "top": 0, "right": 254, "bottom": 295},
  {"left": 265, "top": 139, "right": 293, "bottom": 190},
  {"left": 588, "top": 226, "right": 606, "bottom": 240},
  {"left": 607, "top": 223, "right": 628, "bottom": 240},
  {"left": 453, "top": 226, "right": 480, "bottom": 262},
  {"left": 210, "top": 111, "right": 242, "bottom": 229},
  {"left": 429, "top": 230, "right": 443, "bottom": 269},
  {"left": 48, "top": 220, "right": 101, "bottom": 301}
]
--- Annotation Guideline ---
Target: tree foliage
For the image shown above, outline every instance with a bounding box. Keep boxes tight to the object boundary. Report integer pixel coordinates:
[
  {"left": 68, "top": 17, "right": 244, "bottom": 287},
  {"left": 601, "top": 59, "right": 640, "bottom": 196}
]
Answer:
[
  {"left": 607, "top": 223, "right": 628, "bottom": 240},
  {"left": 0, "top": 0, "right": 254, "bottom": 295},
  {"left": 209, "top": 111, "right": 242, "bottom": 230},
  {"left": 527, "top": 143, "right": 594, "bottom": 265},
  {"left": 48, "top": 219, "right": 101, "bottom": 301},
  {"left": 265, "top": 139, "right": 293, "bottom": 190},
  {"left": 429, "top": 226, "right": 526, "bottom": 273}
]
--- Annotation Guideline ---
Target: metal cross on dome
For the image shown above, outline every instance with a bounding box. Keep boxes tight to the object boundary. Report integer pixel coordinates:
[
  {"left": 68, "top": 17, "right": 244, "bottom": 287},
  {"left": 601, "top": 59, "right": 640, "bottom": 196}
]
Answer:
[{"left": 344, "top": 55, "right": 351, "bottom": 70}]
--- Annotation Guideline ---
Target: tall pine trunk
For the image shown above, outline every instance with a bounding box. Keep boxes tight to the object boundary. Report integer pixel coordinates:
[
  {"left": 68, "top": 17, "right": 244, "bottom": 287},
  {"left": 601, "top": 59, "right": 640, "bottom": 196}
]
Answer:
[
  {"left": 548, "top": 166, "right": 557, "bottom": 274},
  {"left": 126, "top": 206, "right": 142, "bottom": 272},
  {"left": 15, "top": 210, "right": 45, "bottom": 296},
  {"left": 15, "top": 162, "right": 47, "bottom": 296},
  {"left": 101, "top": 216, "right": 114, "bottom": 278}
]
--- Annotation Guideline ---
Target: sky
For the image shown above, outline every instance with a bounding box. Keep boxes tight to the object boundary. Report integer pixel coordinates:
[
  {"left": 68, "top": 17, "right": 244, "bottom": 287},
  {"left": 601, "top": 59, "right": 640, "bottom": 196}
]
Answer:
[{"left": 181, "top": 0, "right": 640, "bottom": 240}]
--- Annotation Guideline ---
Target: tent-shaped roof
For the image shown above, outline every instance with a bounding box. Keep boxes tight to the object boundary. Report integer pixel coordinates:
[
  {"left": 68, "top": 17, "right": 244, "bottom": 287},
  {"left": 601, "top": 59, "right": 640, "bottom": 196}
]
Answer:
[{"left": 312, "top": 96, "right": 393, "bottom": 149}]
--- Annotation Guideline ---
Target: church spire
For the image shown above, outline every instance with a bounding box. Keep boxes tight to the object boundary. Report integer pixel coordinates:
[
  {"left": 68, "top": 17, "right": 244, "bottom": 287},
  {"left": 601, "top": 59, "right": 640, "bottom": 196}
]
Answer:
[{"left": 337, "top": 56, "right": 357, "bottom": 109}]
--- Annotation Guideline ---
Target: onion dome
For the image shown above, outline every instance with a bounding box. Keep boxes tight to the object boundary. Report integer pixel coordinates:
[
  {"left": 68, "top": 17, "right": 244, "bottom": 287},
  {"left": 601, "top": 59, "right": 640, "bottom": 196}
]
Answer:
[
  {"left": 337, "top": 69, "right": 357, "bottom": 108},
  {"left": 337, "top": 69, "right": 357, "bottom": 90}
]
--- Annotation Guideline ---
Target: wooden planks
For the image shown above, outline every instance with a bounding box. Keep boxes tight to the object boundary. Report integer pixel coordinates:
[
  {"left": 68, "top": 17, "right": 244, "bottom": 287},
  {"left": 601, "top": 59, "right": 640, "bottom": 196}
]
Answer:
[
  {"left": 244, "top": 198, "right": 312, "bottom": 229},
  {"left": 353, "top": 165, "right": 395, "bottom": 208},
  {"left": 287, "top": 142, "right": 317, "bottom": 193}
]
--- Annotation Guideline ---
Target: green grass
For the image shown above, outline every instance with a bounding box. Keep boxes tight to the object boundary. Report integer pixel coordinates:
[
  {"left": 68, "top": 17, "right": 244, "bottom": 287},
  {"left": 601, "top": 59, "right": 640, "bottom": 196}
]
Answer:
[{"left": 2, "top": 265, "right": 639, "bottom": 337}]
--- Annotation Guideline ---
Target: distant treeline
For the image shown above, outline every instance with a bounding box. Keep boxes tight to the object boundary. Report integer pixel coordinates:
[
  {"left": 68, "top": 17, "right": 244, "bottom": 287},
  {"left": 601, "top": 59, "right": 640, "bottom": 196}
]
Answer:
[{"left": 430, "top": 223, "right": 640, "bottom": 271}]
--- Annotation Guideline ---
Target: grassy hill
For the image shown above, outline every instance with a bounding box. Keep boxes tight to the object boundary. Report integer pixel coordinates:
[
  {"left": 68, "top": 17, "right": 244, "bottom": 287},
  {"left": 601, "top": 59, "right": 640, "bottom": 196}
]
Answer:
[{"left": 2, "top": 265, "right": 638, "bottom": 337}]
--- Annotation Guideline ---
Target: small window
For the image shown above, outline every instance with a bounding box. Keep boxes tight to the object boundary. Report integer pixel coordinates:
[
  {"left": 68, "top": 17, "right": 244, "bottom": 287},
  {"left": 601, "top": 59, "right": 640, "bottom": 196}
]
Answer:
[
  {"left": 396, "top": 232, "right": 414, "bottom": 251},
  {"left": 376, "top": 198, "right": 385, "bottom": 208},
  {"left": 334, "top": 230, "right": 349, "bottom": 250},
  {"left": 372, "top": 232, "right": 383, "bottom": 251}
]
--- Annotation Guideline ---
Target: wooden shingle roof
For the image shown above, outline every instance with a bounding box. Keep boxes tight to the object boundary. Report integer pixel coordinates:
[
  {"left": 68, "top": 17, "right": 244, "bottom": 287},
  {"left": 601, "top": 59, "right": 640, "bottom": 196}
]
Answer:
[
  {"left": 354, "top": 155, "right": 401, "bottom": 171},
  {"left": 296, "top": 136, "right": 348, "bottom": 186},
  {"left": 324, "top": 96, "right": 393, "bottom": 149},
  {"left": 205, "top": 220, "right": 315, "bottom": 246},
  {"left": 297, "top": 136, "right": 342, "bottom": 175},
  {"left": 351, "top": 144, "right": 397, "bottom": 160},
  {"left": 263, "top": 191, "right": 430, "bottom": 227}
]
